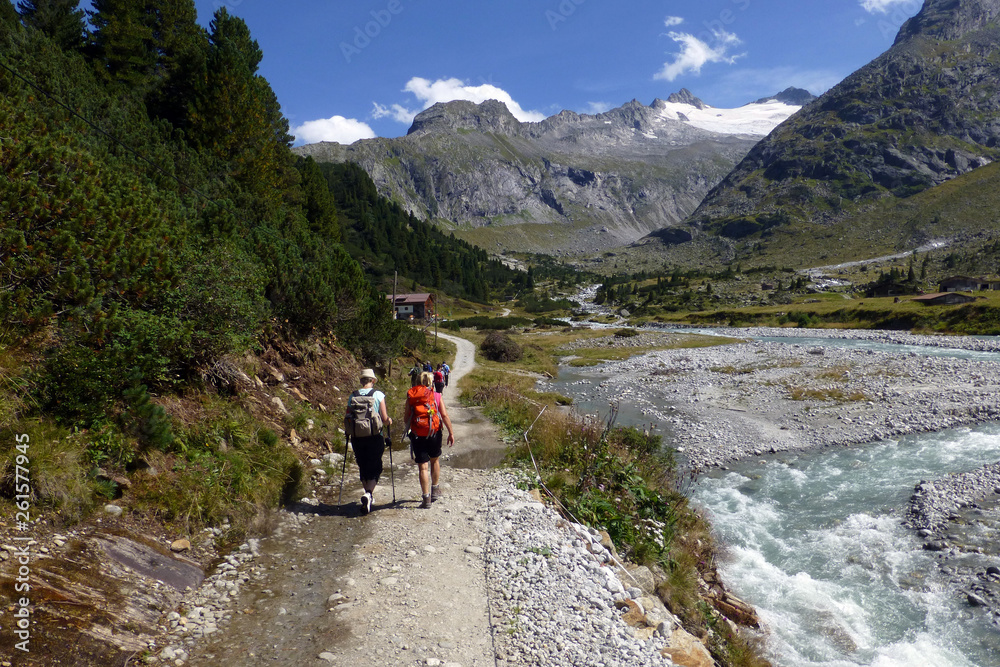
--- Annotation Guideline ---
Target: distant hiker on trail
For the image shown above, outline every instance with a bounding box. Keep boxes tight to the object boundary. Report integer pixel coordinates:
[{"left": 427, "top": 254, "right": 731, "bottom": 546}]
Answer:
[
  {"left": 441, "top": 361, "right": 450, "bottom": 387},
  {"left": 433, "top": 364, "right": 445, "bottom": 393},
  {"left": 344, "top": 369, "right": 392, "bottom": 515},
  {"left": 404, "top": 371, "right": 454, "bottom": 509},
  {"left": 423, "top": 360, "right": 433, "bottom": 373},
  {"left": 408, "top": 363, "right": 422, "bottom": 387}
]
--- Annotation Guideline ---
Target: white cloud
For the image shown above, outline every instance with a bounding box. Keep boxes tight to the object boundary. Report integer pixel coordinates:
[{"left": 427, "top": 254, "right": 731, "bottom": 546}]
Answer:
[
  {"left": 372, "top": 102, "right": 418, "bottom": 125},
  {"left": 291, "top": 116, "right": 376, "bottom": 145},
  {"left": 859, "top": 0, "right": 916, "bottom": 13},
  {"left": 655, "top": 29, "right": 744, "bottom": 82},
  {"left": 584, "top": 101, "right": 613, "bottom": 114},
  {"left": 375, "top": 77, "right": 547, "bottom": 125},
  {"left": 663, "top": 16, "right": 684, "bottom": 27}
]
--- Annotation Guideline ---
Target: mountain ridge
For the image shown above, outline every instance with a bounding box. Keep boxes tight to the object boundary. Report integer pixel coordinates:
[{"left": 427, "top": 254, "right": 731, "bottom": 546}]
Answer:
[{"left": 294, "top": 91, "right": 806, "bottom": 255}]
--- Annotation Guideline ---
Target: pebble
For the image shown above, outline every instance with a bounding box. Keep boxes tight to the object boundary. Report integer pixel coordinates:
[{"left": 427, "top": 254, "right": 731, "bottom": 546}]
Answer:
[{"left": 484, "top": 477, "right": 677, "bottom": 666}]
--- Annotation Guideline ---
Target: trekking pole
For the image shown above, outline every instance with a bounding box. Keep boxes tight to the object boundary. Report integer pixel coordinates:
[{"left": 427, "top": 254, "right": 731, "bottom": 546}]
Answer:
[
  {"left": 338, "top": 433, "right": 350, "bottom": 505},
  {"left": 386, "top": 424, "right": 396, "bottom": 503}
]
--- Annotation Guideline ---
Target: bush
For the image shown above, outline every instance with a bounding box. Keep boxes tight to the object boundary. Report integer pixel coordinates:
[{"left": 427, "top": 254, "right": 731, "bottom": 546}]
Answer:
[
  {"left": 614, "top": 328, "right": 640, "bottom": 338},
  {"left": 533, "top": 316, "right": 566, "bottom": 328},
  {"left": 480, "top": 331, "right": 523, "bottom": 362},
  {"left": 453, "top": 315, "right": 532, "bottom": 330}
]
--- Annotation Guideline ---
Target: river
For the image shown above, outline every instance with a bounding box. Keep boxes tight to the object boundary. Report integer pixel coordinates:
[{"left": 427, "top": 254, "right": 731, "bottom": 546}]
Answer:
[
  {"left": 696, "top": 426, "right": 1000, "bottom": 666},
  {"left": 549, "top": 332, "right": 1000, "bottom": 666}
]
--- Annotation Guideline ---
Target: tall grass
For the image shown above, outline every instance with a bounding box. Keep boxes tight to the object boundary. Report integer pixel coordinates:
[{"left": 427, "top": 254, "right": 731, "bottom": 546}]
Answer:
[
  {"left": 0, "top": 420, "right": 95, "bottom": 524},
  {"left": 129, "top": 410, "right": 305, "bottom": 535}
]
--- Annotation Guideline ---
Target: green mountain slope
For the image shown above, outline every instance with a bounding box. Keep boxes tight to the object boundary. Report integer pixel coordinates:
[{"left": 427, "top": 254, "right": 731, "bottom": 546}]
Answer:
[
  {"left": 686, "top": 0, "right": 1000, "bottom": 242},
  {"left": 732, "top": 158, "right": 1000, "bottom": 270},
  {"left": 318, "top": 161, "right": 530, "bottom": 302},
  {"left": 0, "top": 5, "right": 432, "bottom": 426}
]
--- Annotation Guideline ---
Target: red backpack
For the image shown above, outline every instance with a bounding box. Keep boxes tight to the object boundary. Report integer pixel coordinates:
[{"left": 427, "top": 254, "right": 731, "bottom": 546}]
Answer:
[{"left": 407, "top": 385, "right": 440, "bottom": 437}]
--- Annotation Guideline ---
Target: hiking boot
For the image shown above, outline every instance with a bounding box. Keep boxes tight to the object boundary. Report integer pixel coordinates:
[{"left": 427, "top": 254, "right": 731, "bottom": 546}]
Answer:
[
  {"left": 431, "top": 485, "right": 442, "bottom": 502},
  {"left": 419, "top": 494, "right": 432, "bottom": 509},
  {"left": 360, "top": 492, "right": 371, "bottom": 515}
]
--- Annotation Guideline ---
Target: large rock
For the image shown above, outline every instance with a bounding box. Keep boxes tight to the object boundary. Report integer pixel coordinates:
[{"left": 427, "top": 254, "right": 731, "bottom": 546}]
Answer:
[
  {"left": 662, "top": 627, "right": 715, "bottom": 667},
  {"left": 0, "top": 529, "right": 204, "bottom": 662}
]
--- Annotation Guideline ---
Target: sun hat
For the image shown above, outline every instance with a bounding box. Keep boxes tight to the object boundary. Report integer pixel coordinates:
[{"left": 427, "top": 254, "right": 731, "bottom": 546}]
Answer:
[{"left": 360, "top": 368, "right": 377, "bottom": 381}]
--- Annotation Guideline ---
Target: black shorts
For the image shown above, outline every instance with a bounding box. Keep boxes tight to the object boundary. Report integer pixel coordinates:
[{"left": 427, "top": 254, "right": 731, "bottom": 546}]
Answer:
[
  {"left": 434, "top": 381, "right": 445, "bottom": 393},
  {"left": 409, "top": 431, "right": 442, "bottom": 464},
  {"left": 351, "top": 434, "right": 385, "bottom": 482}
]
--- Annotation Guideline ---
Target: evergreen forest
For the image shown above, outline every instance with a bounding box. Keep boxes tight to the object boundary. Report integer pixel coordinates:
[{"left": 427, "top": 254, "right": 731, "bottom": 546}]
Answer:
[{"left": 0, "top": 0, "right": 526, "bottom": 426}]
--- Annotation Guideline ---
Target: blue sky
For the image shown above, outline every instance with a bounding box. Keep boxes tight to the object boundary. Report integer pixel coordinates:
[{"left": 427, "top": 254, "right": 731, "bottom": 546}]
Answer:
[{"left": 185, "top": 0, "right": 923, "bottom": 144}]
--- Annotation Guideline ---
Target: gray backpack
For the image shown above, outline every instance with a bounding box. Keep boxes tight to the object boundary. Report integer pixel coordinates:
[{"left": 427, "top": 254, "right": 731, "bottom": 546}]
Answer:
[{"left": 347, "top": 390, "right": 382, "bottom": 437}]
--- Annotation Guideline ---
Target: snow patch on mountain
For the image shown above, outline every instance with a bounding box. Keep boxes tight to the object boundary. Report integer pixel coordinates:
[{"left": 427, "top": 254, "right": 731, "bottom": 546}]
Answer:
[{"left": 652, "top": 97, "right": 802, "bottom": 137}]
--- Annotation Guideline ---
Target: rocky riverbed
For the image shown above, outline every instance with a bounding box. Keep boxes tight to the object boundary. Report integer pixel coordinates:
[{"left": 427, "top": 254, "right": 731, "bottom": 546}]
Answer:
[
  {"left": 548, "top": 326, "right": 1000, "bottom": 626},
  {"left": 551, "top": 328, "right": 1000, "bottom": 471}
]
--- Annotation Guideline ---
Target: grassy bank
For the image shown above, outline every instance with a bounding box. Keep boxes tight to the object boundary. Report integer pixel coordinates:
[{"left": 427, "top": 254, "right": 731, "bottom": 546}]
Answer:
[
  {"left": 457, "top": 330, "right": 768, "bottom": 667},
  {"left": 651, "top": 292, "right": 1000, "bottom": 334}
]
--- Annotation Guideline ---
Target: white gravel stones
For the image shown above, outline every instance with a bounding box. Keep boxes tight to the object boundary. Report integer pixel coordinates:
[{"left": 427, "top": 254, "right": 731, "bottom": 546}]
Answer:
[{"left": 483, "top": 477, "right": 677, "bottom": 666}]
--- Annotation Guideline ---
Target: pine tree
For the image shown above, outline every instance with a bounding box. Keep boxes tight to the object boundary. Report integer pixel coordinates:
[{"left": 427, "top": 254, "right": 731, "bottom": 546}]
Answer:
[
  {"left": 88, "top": 0, "right": 156, "bottom": 88},
  {"left": 188, "top": 8, "right": 291, "bottom": 210},
  {"left": 145, "top": 0, "right": 206, "bottom": 126},
  {"left": 0, "top": 1, "right": 21, "bottom": 39},
  {"left": 296, "top": 156, "right": 341, "bottom": 241},
  {"left": 18, "top": 0, "right": 86, "bottom": 50}
]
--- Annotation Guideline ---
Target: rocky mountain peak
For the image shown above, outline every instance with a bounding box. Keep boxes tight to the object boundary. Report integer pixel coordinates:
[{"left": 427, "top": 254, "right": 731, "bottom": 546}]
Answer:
[
  {"left": 686, "top": 0, "right": 1000, "bottom": 245},
  {"left": 895, "top": 0, "right": 1000, "bottom": 44},
  {"left": 665, "top": 88, "right": 708, "bottom": 109},
  {"left": 407, "top": 99, "right": 522, "bottom": 137},
  {"left": 752, "top": 87, "right": 817, "bottom": 106}
]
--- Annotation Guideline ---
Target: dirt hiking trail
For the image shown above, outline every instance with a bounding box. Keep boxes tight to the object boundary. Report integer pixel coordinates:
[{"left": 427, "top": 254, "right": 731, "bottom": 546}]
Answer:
[{"left": 184, "top": 332, "right": 506, "bottom": 666}]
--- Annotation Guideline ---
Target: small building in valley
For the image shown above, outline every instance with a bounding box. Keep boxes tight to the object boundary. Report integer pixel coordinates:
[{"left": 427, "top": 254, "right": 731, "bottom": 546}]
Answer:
[
  {"left": 939, "top": 276, "right": 1000, "bottom": 292},
  {"left": 388, "top": 293, "right": 435, "bottom": 320},
  {"left": 911, "top": 292, "right": 977, "bottom": 306}
]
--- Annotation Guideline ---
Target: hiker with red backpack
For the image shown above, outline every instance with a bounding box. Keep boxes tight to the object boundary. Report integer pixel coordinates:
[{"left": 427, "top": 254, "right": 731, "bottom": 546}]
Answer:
[
  {"left": 344, "top": 368, "right": 393, "bottom": 515},
  {"left": 433, "top": 364, "right": 445, "bottom": 393},
  {"left": 404, "top": 371, "right": 455, "bottom": 509}
]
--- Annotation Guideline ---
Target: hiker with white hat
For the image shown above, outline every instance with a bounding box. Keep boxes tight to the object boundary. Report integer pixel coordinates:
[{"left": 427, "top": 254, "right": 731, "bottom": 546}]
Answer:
[{"left": 343, "top": 368, "right": 392, "bottom": 514}]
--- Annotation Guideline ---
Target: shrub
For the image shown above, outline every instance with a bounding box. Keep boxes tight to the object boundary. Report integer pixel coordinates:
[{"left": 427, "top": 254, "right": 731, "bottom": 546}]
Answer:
[
  {"left": 614, "top": 328, "right": 640, "bottom": 338},
  {"left": 453, "top": 315, "right": 533, "bottom": 330},
  {"left": 480, "top": 331, "right": 523, "bottom": 362}
]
